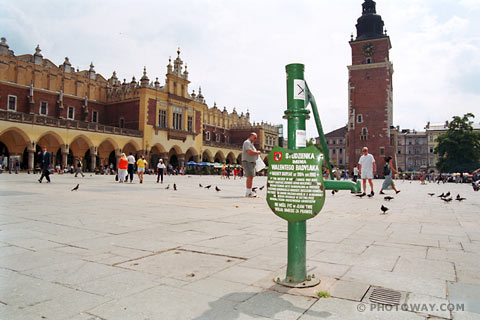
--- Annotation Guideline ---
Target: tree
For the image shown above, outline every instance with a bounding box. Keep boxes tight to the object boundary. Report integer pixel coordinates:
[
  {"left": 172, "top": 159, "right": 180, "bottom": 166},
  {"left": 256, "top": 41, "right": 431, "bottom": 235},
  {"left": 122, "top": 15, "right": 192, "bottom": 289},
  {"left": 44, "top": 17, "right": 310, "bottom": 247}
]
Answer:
[{"left": 435, "top": 113, "right": 480, "bottom": 173}]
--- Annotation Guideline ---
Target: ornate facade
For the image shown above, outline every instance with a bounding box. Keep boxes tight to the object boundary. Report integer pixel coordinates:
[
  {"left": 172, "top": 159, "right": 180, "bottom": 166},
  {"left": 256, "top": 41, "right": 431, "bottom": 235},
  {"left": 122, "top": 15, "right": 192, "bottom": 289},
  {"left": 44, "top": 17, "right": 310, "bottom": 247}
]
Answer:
[{"left": 0, "top": 38, "right": 277, "bottom": 171}]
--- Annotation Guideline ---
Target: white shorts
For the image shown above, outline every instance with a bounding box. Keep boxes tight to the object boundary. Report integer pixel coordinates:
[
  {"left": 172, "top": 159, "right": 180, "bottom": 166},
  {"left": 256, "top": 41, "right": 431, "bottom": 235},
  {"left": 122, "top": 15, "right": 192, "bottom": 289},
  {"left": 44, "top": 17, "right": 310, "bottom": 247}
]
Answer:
[
  {"left": 361, "top": 171, "right": 373, "bottom": 180},
  {"left": 138, "top": 168, "right": 145, "bottom": 173}
]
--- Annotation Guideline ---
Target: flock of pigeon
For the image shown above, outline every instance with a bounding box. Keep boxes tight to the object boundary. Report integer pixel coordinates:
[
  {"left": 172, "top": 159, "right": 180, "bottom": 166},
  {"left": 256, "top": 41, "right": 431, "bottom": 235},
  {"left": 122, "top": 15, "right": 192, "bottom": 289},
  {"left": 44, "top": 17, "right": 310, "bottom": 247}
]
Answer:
[{"left": 349, "top": 181, "right": 479, "bottom": 215}]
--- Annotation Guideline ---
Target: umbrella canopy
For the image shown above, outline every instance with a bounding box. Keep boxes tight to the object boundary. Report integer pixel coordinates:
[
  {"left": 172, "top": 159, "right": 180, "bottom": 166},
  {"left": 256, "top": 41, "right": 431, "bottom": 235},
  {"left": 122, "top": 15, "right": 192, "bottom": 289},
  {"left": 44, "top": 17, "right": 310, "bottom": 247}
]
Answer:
[
  {"left": 185, "top": 161, "right": 197, "bottom": 166},
  {"left": 198, "top": 162, "right": 214, "bottom": 167}
]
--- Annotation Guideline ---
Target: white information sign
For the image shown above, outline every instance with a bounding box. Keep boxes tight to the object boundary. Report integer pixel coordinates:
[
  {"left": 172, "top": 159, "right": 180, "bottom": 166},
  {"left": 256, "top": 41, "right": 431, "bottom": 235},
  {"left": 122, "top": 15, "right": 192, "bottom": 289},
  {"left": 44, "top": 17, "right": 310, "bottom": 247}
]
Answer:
[
  {"left": 296, "top": 130, "right": 306, "bottom": 148},
  {"left": 293, "top": 79, "right": 306, "bottom": 101}
]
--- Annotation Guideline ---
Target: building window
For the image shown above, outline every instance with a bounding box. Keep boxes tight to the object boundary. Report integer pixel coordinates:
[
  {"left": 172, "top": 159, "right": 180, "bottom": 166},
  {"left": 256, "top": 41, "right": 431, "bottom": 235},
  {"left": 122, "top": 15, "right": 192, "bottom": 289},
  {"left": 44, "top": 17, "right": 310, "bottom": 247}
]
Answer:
[
  {"left": 92, "top": 111, "right": 98, "bottom": 123},
  {"left": 206, "top": 131, "right": 211, "bottom": 141},
  {"left": 187, "top": 116, "right": 193, "bottom": 132},
  {"left": 8, "top": 95, "right": 17, "bottom": 111},
  {"left": 173, "top": 108, "right": 182, "bottom": 130},
  {"left": 119, "top": 118, "right": 125, "bottom": 128},
  {"left": 216, "top": 133, "right": 221, "bottom": 142},
  {"left": 360, "top": 127, "right": 368, "bottom": 141},
  {"left": 380, "top": 147, "right": 385, "bottom": 156},
  {"left": 429, "top": 136, "right": 434, "bottom": 142},
  {"left": 366, "top": 58, "right": 372, "bottom": 64},
  {"left": 339, "top": 159, "right": 343, "bottom": 165},
  {"left": 429, "top": 147, "right": 434, "bottom": 153},
  {"left": 339, "top": 148, "right": 343, "bottom": 154},
  {"left": 357, "top": 114, "right": 363, "bottom": 123},
  {"left": 67, "top": 106, "right": 75, "bottom": 119},
  {"left": 158, "top": 109, "right": 167, "bottom": 128},
  {"left": 332, "top": 149, "right": 336, "bottom": 154},
  {"left": 40, "top": 101, "right": 48, "bottom": 115}
]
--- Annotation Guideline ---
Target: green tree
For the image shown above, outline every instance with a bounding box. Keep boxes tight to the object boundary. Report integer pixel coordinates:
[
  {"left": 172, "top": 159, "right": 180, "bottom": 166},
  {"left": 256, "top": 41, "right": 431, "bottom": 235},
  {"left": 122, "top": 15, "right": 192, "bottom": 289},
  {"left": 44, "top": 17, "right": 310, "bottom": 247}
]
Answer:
[
  {"left": 435, "top": 113, "right": 480, "bottom": 172},
  {"left": 306, "top": 138, "right": 322, "bottom": 152}
]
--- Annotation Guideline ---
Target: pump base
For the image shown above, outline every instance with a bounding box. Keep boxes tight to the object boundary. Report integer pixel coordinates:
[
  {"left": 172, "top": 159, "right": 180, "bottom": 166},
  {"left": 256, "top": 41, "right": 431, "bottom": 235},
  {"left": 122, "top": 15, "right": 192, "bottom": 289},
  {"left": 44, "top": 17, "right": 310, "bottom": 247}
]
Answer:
[{"left": 274, "top": 274, "right": 320, "bottom": 288}]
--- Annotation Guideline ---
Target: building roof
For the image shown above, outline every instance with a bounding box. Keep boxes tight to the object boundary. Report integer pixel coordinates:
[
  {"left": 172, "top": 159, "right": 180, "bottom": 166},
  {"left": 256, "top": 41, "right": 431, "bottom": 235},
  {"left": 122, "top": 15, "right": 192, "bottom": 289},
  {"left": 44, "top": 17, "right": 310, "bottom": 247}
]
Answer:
[{"left": 325, "top": 125, "right": 348, "bottom": 138}]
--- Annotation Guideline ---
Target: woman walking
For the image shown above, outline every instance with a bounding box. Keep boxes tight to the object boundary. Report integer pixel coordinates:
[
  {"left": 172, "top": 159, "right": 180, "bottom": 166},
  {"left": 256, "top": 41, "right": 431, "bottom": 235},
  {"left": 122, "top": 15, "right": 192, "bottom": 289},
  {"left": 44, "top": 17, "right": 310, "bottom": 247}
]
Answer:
[
  {"left": 380, "top": 156, "right": 400, "bottom": 194},
  {"left": 118, "top": 153, "right": 128, "bottom": 183},
  {"left": 136, "top": 155, "right": 147, "bottom": 184}
]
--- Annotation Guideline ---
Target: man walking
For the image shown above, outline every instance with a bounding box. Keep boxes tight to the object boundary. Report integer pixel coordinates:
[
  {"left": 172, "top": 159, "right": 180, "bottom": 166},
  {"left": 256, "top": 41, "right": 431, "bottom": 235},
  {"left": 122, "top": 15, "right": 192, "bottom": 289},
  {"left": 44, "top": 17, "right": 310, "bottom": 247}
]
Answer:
[
  {"left": 242, "top": 132, "right": 261, "bottom": 198},
  {"left": 127, "top": 152, "right": 135, "bottom": 183},
  {"left": 156, "top": 159, "right": 166, "bottom": 183},
  {"left": 38, "top": 146, "right": 51, "bottom": 183},
  {"left": 75, "top": 157, "right": 85, "bottom": 177},
  {"left": 358, "top": 147, "right": 375, "bottom": 196}
]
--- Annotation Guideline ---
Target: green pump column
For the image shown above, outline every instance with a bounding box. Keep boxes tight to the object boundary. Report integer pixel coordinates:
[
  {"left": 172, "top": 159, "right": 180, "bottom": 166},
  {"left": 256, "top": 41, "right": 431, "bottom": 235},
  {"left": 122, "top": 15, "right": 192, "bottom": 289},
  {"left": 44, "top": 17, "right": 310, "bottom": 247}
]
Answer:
[{"left": 283, "top": 63, "right": 310, "bottom": 284}]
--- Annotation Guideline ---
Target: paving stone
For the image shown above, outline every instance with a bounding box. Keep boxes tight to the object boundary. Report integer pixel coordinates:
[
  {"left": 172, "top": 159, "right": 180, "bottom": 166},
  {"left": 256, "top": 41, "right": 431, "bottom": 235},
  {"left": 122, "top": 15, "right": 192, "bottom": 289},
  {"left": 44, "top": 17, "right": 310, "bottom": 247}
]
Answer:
[
  {"left": 330, "top": 280, "right": 370, "bottom": 301},
  {"left": 393, "top": 256, "right": 456, "bottom": 281},
  {"left": 448, "top": 282, "right": 480, "bottom": 315},
  {"left": 406, "top": 293, "right": 451, "bottom": 319}
]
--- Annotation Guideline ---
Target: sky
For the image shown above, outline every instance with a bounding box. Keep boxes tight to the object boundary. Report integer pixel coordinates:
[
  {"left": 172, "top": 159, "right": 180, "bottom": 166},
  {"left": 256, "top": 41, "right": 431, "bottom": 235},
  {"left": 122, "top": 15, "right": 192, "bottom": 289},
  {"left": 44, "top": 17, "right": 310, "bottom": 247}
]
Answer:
[{"left": 1, "top": 0, "right": 479, "bottom": 138}]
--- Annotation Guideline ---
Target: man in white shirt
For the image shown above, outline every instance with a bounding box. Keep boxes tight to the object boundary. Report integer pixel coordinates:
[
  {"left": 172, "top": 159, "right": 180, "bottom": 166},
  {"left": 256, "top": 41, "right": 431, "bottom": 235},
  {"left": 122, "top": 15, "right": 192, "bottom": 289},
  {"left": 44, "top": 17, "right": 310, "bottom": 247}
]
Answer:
[
  {"left": 358, "top": 147, "right": 376, "bottom": 196},
  {"left": 126, "top": 152, "right": 136, "bottom": 183}
]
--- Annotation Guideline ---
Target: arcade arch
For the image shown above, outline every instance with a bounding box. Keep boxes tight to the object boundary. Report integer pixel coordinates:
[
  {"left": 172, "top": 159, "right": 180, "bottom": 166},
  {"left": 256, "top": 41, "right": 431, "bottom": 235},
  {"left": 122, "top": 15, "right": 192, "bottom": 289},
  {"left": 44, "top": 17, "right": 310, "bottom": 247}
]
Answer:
[
  {"left": 202, "top": 149, "right": 213, "bottom": 163},
  {"left": 185, "top": 147, "right": 199, "bottom": 162},
  {"left": 214, "top": 150, "right": 225, "bottom": 163},
  {"left": 226, "top": 152, "right": 236, "bottom": 164}
]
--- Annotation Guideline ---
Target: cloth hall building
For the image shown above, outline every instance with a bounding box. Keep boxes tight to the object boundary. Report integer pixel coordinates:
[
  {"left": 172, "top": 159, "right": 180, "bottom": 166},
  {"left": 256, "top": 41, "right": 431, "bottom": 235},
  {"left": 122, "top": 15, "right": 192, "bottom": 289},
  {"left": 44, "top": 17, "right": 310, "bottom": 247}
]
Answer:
[{"left": 0, "top": 38, "right": 278, "bottom": 171}]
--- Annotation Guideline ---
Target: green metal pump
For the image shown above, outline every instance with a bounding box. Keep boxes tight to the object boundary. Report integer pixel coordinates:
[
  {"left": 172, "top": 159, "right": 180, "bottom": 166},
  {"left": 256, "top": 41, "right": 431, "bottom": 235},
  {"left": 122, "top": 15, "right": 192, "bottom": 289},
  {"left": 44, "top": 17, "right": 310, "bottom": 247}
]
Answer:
[{"left": 267, "top": 63, "right": 361, "bottom": 288}]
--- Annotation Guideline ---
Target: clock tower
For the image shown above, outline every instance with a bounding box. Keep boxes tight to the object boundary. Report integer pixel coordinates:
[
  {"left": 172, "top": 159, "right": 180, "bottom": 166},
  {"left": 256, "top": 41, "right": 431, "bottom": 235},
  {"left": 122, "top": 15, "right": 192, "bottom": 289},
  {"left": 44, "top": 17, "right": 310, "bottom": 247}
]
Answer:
[{"left": 346, "top": 0, "right": 395, "bottom": 175}]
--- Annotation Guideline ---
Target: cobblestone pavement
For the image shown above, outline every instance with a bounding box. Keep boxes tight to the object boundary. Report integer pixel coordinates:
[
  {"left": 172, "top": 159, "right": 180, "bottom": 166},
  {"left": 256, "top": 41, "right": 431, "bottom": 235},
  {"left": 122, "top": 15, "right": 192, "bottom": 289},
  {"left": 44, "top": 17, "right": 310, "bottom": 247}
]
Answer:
[{"left": 0, "top": 173, "right": 479, "bottom": 319}]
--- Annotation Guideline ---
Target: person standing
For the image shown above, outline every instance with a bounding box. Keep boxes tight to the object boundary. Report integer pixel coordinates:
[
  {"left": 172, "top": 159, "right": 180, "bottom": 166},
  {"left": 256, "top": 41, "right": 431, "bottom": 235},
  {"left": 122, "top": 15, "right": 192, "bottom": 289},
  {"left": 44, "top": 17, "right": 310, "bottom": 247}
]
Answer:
[
  {"left": 353, "top": 165, "right": 359, "bottom": 182},
  {"left": 156, "top": 159, "right": 166, "bottom": 183},
  {"left": 136, "top": 155, "right": 147, "bottom": 184},
  {"left": 75, "top": 157, "right": 85, "bottom": 177},
  {"left": 126, "top": 152, "right": 136, "bottom": 183},
  {"left": 38, "top": 146, "right": 51, "bottom": 183},
  {"left": 379, "top": 156, "right": 400, "bottom": 194},
  {"left": 118, "top": 153, "right": 128, "bottom": 183},
  {"left": 242, "top": 132, "right": 261, "bottom": 198},
  {"left": 358, "top": 147, "right": 376, "bottom": 196}
]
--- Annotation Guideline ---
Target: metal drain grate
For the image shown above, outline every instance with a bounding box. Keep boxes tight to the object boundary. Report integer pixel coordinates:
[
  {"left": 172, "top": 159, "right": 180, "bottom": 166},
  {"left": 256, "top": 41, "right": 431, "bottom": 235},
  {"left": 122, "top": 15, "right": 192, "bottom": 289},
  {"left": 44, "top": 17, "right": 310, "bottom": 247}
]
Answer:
[{"left": 363, "top": 287, "right": 406, "bottom": 306}]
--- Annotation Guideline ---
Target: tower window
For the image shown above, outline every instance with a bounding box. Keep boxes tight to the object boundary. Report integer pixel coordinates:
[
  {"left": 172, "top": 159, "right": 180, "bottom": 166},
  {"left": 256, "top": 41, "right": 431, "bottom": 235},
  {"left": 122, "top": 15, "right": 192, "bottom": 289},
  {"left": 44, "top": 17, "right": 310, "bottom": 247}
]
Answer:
[
  {"left": 366, "top": 58, "right": 372, "bottom": 64},
  {"left": 379, "top": 147, "right": 385, "bottom": 156},
  {"left": 357, "top": 114, "right": 363, "bottom": 123},
  {"left": 206, "top": 131, "right": 211, "bottom": 141},
  {"left": 119, "top": 118, "right": 125, "bottom": 128}
]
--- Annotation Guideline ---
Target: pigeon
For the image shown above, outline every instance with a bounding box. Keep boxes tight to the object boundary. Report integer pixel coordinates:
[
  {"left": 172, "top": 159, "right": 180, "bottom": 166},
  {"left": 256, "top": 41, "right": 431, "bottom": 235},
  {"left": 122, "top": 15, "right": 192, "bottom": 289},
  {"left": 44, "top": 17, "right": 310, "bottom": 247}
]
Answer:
[
  {"left": 199, "top": 183, "right": 203, "bottom": 187},
  {"left": 441, "top": 197, "right": 452, "bottom": 203},
  {"left": 381, "top": 205, "right": 389, "bottom": 214},
  {"left": 428, "top": 193, "right": 435, "bottom": 197},
  {"left": 444, "top": 192, "right": 450, "bottom": 198},
  {"left": 165, "top": 184, "right": 170, "bottom": 189},
  {"left": 252, "top": 187, "right": 258, "bottom": 192},
  {"left": 437, "top": 193, "right": 445, "bottom": 198},
  {"left": 259, "top": 186, "right": 265, "bottom": 191},
  {"left": 356, "top": 193, "right": 366, "bottom": 198},
  {"left": 204, "top": 185, "right": 212, "bottom": 189},
  {"left": 174, "top": 183, "right": 177, "bottom": 191},
  {"left": 215, "top": 186, "right": 221, "bottom": 192},
  {"left": 473, "top": 183, "right": 479, "bottom": 192},
  {"left": 456, "top": 197, "right": 466, "bottom": 202},
  {"left": 384, "top": 196, "right": 394, "bottom": 201},
  {"left": 456, "top": 194, "right": 461, "bottom": 200},
  {"left": 71, "top": 184, "right": 79, "bottom": 191}
]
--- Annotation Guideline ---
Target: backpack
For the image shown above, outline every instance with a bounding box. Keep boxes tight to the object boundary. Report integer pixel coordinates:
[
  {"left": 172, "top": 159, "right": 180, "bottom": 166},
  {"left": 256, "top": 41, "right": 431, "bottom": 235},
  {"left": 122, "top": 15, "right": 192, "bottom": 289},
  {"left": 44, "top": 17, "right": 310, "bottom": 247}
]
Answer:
[{"left": 383, "top": 163, "right": 391, "bottom": 176}]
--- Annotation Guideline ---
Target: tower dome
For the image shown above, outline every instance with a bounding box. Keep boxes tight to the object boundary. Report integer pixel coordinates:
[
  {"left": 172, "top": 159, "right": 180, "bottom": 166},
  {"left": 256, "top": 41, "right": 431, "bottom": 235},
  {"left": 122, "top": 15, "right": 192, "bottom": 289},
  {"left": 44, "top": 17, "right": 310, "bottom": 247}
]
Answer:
[{"left": 355, "top": 0, "right": 386, "bottom": 41}]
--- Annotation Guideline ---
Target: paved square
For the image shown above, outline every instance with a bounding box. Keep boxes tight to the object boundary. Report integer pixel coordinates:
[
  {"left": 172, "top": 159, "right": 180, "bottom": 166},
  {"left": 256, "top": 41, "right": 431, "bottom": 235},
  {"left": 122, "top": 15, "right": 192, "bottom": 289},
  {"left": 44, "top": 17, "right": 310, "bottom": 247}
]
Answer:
[{"left": 1, "top": 173, "right": 479, "bottom": 319}]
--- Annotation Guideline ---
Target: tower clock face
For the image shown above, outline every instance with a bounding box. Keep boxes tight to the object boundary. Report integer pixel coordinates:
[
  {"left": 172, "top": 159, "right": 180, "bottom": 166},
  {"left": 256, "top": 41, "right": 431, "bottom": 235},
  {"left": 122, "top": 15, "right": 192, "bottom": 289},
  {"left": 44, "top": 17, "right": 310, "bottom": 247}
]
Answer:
[{"left": 362, "top": 43, "right": 375, "bottom": 57}]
